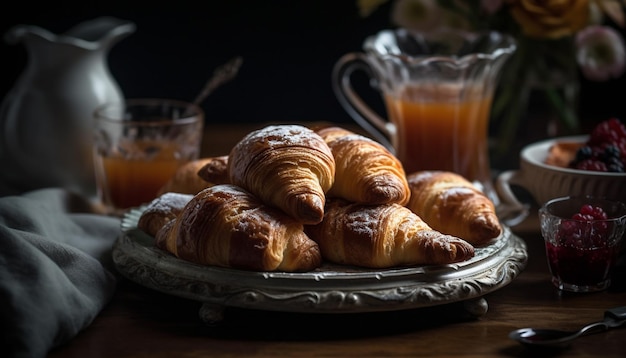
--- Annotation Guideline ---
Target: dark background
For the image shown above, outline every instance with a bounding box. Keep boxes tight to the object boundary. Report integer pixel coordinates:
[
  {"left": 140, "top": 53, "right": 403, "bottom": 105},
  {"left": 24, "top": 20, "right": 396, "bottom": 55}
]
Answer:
[
  {"left": 1, "top": 1, "right": 625, "bottom": 135},
  {"left": 0, "top": 1, "right": 387, "bottom": 127}
]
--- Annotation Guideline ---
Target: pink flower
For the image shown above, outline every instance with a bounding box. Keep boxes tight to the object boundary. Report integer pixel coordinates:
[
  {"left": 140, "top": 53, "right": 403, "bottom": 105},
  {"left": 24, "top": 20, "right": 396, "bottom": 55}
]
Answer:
[{"left": 576, "top": 25, "right": 626, "bottom": 81}]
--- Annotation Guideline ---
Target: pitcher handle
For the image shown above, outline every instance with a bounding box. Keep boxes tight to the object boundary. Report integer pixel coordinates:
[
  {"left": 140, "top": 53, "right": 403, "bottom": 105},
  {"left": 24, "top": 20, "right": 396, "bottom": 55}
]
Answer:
[{"left": 332, "top": 52, "right": 395, "bottom": 152}]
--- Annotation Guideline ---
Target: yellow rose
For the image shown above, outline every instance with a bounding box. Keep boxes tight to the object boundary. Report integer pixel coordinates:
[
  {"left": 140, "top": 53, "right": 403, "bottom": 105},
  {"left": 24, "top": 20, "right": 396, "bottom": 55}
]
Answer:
[{"left": 507, "top": 0, "right": 591, "bottom": 39}]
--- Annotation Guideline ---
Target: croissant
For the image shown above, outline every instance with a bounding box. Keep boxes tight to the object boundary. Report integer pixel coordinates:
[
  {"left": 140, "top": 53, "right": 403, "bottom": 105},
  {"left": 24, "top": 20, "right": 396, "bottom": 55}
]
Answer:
[
  {"left": 196, "top": 155, "right": 230, "bottom": 185},
  {"left": 228, "top": 125, "right": 335, "bottom": 224},
  {"left": 138, "top": 192, "right": 193, "bottom": 237},
  {"left": 305, "top": 199, "right": 474, "bottom": 268},
  {"left": 316, "top": 126, "right": 410, "bottom": 205},
  {"left": 155, "top": 184, "right": 322, "bottom": 272},
  {"left": 157, "top": 158, "right": 218, "bottom": 196},
  {"left": 406, "top": 171, "right": 502, "bottom": 246}
]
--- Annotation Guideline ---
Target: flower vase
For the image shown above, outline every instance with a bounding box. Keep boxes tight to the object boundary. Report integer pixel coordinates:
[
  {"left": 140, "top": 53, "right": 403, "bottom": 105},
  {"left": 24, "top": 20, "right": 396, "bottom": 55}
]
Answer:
[{"left": 490, "top": 36, "right": 581, "bottom": 170}]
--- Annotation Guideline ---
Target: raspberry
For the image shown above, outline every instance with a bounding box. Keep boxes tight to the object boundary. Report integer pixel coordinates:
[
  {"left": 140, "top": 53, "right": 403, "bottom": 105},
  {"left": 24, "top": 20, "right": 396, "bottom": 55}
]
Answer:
[
  {"left": 616, "top": 138, "right": 626, "bottom": 163},
  {"left": 589, "top": 118, "right": 626, "bottom": 146},
  {"left": 576, "top": 204, "right": 608, "bottom": 220},
  {"left": 574, "top": 159, "right": 607, "bottom": 171},
  {"left": 556, "top": 205, "right": 610, "bottom": 247}
]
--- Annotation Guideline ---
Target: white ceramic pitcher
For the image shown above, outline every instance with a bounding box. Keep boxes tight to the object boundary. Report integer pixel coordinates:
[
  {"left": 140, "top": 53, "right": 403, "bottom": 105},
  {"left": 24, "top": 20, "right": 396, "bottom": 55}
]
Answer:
[{"left": 0, "top": 17, "right": 136, "bottom": 198}]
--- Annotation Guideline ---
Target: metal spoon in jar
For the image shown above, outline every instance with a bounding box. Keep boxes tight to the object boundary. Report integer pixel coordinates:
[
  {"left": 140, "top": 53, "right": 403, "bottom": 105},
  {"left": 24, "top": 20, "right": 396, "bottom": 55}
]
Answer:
[
  {"left": 185, "top": 56, "right": 243, "bottom": 116},
  {"left": 509, "top": 306, "right": 626, "bottom": 349},
  {"left": 191, "top": 56, "right": 243, "bottom": 107}
]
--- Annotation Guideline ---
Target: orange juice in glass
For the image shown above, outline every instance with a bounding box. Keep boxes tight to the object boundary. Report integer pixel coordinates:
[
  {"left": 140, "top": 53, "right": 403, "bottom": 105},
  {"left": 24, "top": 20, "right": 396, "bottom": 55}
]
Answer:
[
  {"left": 93, "top": 99, "right": 203, "bottom": 215},
  {"left": 333, "top": 28, "right": 516, "bottom": 203}
]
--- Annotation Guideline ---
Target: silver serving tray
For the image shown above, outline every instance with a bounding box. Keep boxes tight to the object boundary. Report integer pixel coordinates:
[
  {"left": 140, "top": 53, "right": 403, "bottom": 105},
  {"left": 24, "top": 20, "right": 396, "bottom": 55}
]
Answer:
[{"left": 112, "top": 207, "right": 528, "bottom": 322}]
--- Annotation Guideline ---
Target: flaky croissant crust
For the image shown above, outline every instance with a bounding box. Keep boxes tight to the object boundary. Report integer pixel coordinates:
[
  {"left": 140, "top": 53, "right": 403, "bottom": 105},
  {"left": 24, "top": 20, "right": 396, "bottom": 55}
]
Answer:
[
  {"left": 138, "top": 192, "right": 193, "bottom": 237},
  {"left": 306, "top": 199, "right": 474, "bottom": 268},
  {"left": 155, "top": 184, "right": 322, "bottom": 272},
  {"left": 317, "top": 126, "right": 410, "bottom": 205},
  {"left": 406, "top": 171, "right": 502, "bottom": 246},
  {"left": 157, "top": 158, "right": 214, "bottom": 196},
  {"left": 228, "top": 125, "right": 335, "bottom": 225},
  {"left": 196, "top": 155, "right": 230, "bottom": 186}
]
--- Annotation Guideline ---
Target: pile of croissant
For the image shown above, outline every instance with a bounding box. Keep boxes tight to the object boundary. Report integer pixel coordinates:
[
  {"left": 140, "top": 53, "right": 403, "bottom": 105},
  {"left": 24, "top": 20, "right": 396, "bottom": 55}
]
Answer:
[{"left": 138, "top": 124, "right": 502, "bottom": 273}]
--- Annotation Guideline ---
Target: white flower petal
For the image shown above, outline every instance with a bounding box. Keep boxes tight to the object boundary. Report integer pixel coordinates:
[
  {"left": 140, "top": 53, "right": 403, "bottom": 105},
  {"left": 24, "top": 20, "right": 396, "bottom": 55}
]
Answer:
[{"left": 576, "top": 25, "right": 626, "bottom": 81}]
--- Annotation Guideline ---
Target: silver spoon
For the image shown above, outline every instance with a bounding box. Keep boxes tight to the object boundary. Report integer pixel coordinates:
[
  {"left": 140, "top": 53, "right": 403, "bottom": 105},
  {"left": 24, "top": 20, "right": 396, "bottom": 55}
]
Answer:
[
  {"left": 509, "top": 306, "right": 626, "bottom": 349},
  {"left": 191, "top": 56, "right": 243, "bottom": 108},
  {"left": 184, "top": 56, "right": 243, "bottom": 116}
]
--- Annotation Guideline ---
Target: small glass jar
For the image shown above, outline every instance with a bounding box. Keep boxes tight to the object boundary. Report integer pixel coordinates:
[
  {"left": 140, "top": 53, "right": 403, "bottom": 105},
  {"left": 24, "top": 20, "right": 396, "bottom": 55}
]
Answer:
[{"left": 539, "top": 196, "right": 626, "bottom": 292}]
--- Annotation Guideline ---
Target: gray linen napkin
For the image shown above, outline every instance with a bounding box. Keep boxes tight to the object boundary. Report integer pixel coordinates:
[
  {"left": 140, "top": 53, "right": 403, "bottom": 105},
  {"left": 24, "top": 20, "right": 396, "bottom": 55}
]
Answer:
[{"left": 0, "top": 189, "right": 121, "bottom": 358}]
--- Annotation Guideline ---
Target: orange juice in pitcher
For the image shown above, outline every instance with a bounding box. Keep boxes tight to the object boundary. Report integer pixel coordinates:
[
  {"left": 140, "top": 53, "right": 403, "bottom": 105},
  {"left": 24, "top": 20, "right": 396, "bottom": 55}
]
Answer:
[{"left": 384, "top": 84, "right": 494, "bottom": 181}]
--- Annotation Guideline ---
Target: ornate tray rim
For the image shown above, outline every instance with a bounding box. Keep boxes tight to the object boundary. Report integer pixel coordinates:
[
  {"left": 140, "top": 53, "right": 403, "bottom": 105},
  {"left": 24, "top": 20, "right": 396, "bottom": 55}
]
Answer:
[{"left": 113, "top": 207, "right": 528, "bottom": 317}]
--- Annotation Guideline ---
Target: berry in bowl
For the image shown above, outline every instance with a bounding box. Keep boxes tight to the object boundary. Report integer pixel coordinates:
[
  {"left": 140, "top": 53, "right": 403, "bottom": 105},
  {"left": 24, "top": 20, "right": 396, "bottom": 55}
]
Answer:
[
  {"left": 546, "top": 117, "right": 625, "bottom": 173},
  {"left": 539, "top": 196, "right": 626, "bottom": 292},
  {"left": 496, "top": 118, "right": 626, "bottom": 224}
]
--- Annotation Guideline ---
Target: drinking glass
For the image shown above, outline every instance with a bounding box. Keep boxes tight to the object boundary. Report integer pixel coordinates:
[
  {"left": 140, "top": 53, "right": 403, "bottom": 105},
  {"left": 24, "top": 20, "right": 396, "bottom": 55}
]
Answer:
[
  {"left": 539, "top": 196, "right": 626, "bottom": 292},
  {"left": 93, "top": 98, "right": 203, "bottom": 215}
]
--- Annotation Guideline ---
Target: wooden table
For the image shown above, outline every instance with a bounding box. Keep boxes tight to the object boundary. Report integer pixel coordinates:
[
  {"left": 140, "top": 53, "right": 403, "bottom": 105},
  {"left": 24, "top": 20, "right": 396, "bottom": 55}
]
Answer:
[{"left": 48, "top": 123, "right": 626, "bottom": 357}]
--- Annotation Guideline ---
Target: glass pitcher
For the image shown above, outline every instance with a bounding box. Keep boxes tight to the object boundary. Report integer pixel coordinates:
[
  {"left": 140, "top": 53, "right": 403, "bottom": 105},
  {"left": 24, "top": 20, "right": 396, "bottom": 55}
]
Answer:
[{"left": 332, "top": 28, "right": 516, "bottom": 204}]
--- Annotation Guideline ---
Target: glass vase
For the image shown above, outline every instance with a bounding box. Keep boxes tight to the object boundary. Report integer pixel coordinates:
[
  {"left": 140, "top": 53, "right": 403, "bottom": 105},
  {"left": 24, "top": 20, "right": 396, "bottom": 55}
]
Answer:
[{"left": 490, "top": 36, "right": 580, "bottom": 169}]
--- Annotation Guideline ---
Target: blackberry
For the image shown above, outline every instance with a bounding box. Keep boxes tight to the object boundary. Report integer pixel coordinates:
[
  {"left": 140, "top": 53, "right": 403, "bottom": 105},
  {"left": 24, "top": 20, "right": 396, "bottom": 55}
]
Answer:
[
  {"left": 602, "top": 144, "right": 621, "bottom": 160},
  {"left": 574, "top": 146, "right": 594, "bottom": 162},
  {"left": 607, "top": 159, "right": 625, "bottom": 172}
]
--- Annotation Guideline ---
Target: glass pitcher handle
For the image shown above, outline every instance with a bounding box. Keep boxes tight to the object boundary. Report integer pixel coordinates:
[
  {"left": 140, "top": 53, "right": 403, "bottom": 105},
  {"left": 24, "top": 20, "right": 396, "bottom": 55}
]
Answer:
[{"left": 331, "top": 52, "right": 395, "bottom": 152}]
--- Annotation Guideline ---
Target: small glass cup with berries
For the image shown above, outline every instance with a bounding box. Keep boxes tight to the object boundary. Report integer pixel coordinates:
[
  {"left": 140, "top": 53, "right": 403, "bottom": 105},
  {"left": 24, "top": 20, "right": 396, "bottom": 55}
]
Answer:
[{"left": 539, "top": 196, "right": 626, "bottom": 292}]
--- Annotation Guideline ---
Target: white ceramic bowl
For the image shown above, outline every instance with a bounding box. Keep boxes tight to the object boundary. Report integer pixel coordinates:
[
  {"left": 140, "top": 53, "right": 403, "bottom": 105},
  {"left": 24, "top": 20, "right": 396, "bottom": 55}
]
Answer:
[{"left": 496, "top": 135, "right": 626, "bottom": 214}]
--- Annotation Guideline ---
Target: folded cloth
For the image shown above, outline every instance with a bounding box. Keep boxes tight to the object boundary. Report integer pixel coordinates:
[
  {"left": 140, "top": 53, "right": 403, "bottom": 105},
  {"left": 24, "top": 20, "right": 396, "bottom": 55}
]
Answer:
[{"left": 0, "top": 189, "right": 121, "bottom": 358}]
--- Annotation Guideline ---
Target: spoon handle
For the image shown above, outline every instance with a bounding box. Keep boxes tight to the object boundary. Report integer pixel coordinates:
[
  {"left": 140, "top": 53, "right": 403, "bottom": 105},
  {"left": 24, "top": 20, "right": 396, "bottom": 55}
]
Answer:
[
  {"left": 192, "top": 56, "right": 243, "bottom": 107},
  {"left": 579, "top": 306, "right": 626, "bottom": 337},
  {"left": 604, "top": 306, "right": 626, "bottom": 328},
  {"left": 578, "top": 321, "right": 611, "bottom": 337}
]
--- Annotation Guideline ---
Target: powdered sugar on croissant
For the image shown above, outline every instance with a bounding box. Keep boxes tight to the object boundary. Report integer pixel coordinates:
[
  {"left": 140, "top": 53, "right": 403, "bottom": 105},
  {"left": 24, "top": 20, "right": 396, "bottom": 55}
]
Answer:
[
  {"left": 228, "top": 125, "right": 335, "bottom": 225},
  {"left": 138, "top": 192, "right": 193, "bottom": 237},
  {"left": 305, "top": 199, "right": 474, "bottom": 268}
]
